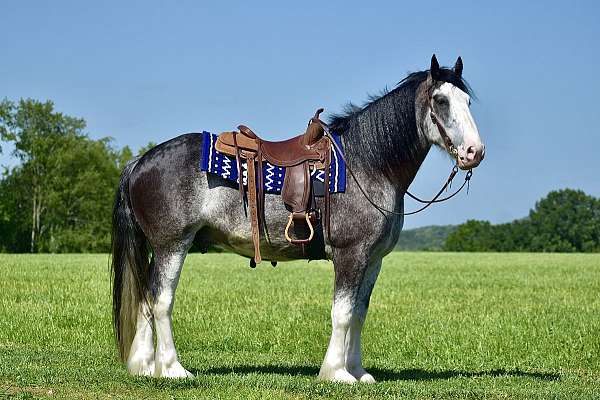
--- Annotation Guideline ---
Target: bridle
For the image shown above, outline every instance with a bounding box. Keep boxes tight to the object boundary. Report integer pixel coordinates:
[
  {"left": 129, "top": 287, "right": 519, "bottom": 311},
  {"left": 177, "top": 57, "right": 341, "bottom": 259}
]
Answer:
[
  {"left": 428, "top": 86, "right": 460, "bottom": 160},
  {"left": 315, "top": 83, "right": 473, "bottom": 218}
]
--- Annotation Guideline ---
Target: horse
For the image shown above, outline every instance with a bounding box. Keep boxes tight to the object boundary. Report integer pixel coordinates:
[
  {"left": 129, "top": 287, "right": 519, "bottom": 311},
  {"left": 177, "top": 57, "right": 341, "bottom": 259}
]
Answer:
[{"left": 111, "top": 54, "right": 485, "bottom": 383}]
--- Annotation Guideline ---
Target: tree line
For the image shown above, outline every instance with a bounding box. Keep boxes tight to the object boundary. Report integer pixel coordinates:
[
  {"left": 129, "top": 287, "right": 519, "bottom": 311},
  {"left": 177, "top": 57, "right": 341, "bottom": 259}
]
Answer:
[
  {"left": 0, "top": 98, "right": 154, "bottom": 253},
  {"left": 444, "top": 189, "right": 600, "bottom": 252}
]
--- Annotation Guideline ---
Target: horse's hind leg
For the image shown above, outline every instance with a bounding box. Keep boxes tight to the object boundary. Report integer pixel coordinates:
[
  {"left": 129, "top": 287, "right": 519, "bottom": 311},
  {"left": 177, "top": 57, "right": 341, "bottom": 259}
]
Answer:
[
  {"left": 151, "top": 243, "right": 193, "bottom": 378},
  {"left": 127, "top": 300, "right": 155, "bottom": 375}
]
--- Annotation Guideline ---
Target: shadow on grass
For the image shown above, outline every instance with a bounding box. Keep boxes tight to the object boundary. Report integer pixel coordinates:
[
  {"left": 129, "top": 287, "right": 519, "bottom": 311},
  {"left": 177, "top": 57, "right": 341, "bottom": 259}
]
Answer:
[
  {"left": 374, "top": 368, "right": 559, "bottom": 382},
  {"left": 136, "top": 365, "right": 559, "bottom": 391},
  {"left": 197, "top": 365, "right": 559, "bottom": 382}
]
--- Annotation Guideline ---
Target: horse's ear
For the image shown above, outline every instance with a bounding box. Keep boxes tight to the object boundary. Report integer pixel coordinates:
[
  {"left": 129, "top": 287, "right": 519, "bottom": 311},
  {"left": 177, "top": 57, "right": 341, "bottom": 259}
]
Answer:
[
  {"left": 454, "top": 56, "right": 463, "bottom": 77},
  {"left": 430, "top": 54, "right": 440, "bottom": 80}
]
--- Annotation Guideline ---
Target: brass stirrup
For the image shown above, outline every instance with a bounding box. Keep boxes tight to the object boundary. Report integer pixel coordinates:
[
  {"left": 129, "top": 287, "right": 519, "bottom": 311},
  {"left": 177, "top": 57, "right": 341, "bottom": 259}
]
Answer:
[{"left": 284, "top": 213, "right": 314, "bottom": 244}]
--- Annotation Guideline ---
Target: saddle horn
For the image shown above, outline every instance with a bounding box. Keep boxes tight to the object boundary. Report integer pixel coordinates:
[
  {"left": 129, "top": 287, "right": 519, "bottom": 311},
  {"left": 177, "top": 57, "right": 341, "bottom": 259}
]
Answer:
[{"left": 303, "top": 108, "right": 326, "bottom": 147}]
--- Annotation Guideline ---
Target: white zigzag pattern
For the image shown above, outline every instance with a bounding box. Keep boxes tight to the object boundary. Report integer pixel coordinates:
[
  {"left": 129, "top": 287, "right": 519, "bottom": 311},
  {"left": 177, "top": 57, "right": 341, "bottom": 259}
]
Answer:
[
  {"left": 313, "top": 169, "right": 325, "bottom": 182},
  {"left": 221, "top": 157, "right": 231, "bottom": 178},
  {"left": 265, "top": 164, "right": 275, "bottom": 191}
]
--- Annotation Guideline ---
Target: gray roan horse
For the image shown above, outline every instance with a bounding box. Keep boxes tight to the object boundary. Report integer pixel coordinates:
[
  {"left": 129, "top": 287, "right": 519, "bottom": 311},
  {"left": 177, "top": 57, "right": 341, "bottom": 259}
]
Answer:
[{"left": 111, "top": 55, "right": 485, "bottom": 383}]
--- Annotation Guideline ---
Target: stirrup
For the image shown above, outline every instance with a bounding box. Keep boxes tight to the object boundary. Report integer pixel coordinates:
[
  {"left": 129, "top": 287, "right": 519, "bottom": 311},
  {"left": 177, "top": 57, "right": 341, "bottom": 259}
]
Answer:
[{"left": 284, "top": 213, "right": 314, "bottom": 244}]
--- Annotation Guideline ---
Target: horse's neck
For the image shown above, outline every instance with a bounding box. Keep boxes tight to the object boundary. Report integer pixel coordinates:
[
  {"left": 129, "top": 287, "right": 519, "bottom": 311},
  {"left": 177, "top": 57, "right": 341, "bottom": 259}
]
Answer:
[
  {"left": 395, "top": 147, "right": 430, "bottom": 192},
  {"left": 397, "top": 83, "right": 435, "bottom": 190},
  {"left": 400, "top": 95, "right": 433, "bottom": 190},
  {"left": 344, "top": 116, "right": 431, "bottom": 195},
  {"left": 339, "top": 138, "right": 428, "bottom": 226}
]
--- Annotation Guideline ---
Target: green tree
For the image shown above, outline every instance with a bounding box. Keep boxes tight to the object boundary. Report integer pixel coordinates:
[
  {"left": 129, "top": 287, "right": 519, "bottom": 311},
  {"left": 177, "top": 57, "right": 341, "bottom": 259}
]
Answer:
[
  {"left": 137, "top": 141, "right": 156, "bottom": 156},
  {"left": 40, "top": 136, "right": 125, "bottom": 252},
  {"left": 528, "top": 189, "right": 600, "bottom": 252},
  {"left": 444, "top": 220, "right": 496, "bottom": 251},
  {"left": 0, "top": 98, "right": 138, "bottom": 252},
  {"left": 0, "top": 166, "right": 31, "bottom": 252},
  {"left": 0, "top": 98, "right": 87, "bottom": 252},
  {"left": 445, "top": 189, "right": 600, "bottom": 253}
]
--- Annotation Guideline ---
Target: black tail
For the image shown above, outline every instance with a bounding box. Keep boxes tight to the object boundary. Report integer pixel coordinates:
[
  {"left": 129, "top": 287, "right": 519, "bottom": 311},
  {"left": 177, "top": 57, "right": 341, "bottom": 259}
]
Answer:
[{"left": 111, "top": 159, "right": 151, "bottom": 362}]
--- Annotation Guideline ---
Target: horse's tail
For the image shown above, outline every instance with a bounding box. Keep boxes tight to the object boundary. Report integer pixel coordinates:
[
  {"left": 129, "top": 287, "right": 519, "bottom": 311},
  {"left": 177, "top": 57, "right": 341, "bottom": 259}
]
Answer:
[{"left": 111, "top": 158, "right": 151, "bottom": 362}]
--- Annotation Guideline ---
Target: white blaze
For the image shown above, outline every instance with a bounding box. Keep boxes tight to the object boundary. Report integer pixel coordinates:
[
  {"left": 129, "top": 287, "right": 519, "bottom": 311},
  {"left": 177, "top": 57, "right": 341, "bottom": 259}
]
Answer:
[{"left": 430, "top": 82, "right": 482, "bottom": 154}]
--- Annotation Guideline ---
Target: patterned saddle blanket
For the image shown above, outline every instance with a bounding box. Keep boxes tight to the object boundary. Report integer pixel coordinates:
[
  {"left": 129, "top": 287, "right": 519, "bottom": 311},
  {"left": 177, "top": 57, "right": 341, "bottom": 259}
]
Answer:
[{"left": 200, "top": 131, "right": 346, "bottom": 194}]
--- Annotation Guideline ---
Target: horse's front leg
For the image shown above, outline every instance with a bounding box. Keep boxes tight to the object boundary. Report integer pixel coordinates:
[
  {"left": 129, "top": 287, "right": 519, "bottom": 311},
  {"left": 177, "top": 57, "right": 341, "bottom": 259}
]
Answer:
[
  {"left": 318, "top": 288, "right": 357, "bottom": 383},
  {"left": 344, "top": 259, "right": 382, "bottom": 383},
  {"left": 319, "top": 254, "right": 381, "bottom": 384}
]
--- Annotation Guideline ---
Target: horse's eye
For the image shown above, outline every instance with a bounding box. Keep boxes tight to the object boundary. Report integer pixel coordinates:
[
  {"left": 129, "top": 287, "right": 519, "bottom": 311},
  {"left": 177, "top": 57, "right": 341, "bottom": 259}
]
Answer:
[{"left": 434, "top": 95, "right": 448, "bottom": 106}]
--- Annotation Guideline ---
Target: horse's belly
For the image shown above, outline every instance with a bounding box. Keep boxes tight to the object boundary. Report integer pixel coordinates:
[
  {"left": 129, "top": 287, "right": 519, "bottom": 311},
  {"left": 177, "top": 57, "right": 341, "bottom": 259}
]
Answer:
[{"left": 195, "top": 222, "right": 330, "bottom": 263}]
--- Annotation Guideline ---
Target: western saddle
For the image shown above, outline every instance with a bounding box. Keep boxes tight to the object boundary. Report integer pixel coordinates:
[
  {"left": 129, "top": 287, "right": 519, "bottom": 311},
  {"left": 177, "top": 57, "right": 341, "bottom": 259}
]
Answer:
[{"left": 215, "top": 109, "right": 331, "bottom": 265}]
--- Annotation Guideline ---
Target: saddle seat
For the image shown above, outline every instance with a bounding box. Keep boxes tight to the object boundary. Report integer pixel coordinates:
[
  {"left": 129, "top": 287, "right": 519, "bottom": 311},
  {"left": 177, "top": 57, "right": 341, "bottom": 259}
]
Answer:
[
  {"left": 216, "top": 108, "right": 328, "bottom": 167},
  {"left": 214, "top": 109, "right": 332, "bottom": 265},
  {"left": 216, "top": 131, "right": 329, "bottom": 167}
]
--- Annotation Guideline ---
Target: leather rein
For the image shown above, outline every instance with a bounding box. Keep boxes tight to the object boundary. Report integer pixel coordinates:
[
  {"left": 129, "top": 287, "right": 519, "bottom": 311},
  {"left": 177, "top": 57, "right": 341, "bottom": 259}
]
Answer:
[{"left": 315, "top": 93, "right": 473, "bottom": 217}]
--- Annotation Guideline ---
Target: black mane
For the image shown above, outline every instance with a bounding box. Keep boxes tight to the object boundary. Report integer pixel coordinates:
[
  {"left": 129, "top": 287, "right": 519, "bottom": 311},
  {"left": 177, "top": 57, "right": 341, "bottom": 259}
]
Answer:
[
  {"left": 328, "top": 67, "right": 472, "bottom": 179},
  {"left": 329, "top": 68, "right": 472, "bottom": 133}
]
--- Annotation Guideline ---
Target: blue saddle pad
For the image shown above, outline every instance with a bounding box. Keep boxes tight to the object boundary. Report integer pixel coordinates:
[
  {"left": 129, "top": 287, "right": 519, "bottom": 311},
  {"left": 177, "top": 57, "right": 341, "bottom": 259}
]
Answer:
[{"left": 200, "top": 131, "right": 346, "bottom": 194}]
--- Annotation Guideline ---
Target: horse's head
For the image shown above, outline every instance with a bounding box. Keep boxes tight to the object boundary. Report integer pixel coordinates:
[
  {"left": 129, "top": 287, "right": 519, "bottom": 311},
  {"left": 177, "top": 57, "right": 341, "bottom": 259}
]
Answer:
[{"left": 424, "top": 55, "right": 485, "bottom": 170}]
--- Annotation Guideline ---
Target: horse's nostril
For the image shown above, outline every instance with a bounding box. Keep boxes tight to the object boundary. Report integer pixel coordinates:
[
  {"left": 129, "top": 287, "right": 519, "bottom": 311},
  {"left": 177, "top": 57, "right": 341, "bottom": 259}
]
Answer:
[{"left": 466, "top": 146, "right": 477, "bottom": 161}]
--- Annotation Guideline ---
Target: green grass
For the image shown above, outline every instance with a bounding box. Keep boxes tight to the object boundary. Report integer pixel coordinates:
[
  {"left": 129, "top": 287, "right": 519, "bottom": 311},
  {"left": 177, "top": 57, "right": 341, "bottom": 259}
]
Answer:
[{"left": 0, "top": 252, "right": 599, "bottom": 399}]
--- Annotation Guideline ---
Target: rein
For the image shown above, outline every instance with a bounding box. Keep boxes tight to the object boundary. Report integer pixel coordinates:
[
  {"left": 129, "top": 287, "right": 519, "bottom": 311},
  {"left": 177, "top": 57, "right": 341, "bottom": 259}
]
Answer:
[{"left": 316, "top": 114, "right": 473, "bottom": 218}]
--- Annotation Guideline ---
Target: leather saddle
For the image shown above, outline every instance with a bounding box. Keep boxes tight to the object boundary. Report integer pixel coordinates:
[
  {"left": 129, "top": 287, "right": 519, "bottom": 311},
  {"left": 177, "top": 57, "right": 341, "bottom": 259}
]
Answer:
[{"left": 215, "top": 109, "right": 331, "bottom": 265}]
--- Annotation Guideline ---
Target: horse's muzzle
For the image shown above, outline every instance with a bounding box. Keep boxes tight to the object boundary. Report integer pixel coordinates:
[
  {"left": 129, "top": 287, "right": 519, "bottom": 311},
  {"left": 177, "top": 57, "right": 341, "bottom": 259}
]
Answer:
[{"left": 457, "top": 143, "right": 485, "bottom": 170}]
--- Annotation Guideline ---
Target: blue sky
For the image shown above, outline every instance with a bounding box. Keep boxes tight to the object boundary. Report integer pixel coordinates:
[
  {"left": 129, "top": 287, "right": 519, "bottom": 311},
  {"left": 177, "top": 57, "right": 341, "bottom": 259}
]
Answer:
[{"left": 1, "top": 1, "right": 599, "bottom": 229}]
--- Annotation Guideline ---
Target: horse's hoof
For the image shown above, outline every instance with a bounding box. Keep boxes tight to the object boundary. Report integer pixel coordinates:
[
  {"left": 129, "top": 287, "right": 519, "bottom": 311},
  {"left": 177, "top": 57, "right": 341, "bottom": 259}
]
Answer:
[
  {"left": 127, "top": 358, "right": 155, "bottom": 376},
  {"left": 155, "top": 361, "right": 194, "bottom": 378},
  {"left": 318, "top": 367, "right": 357, "bottom": 384},
  {"left": 347, "top": 367, "right": 377, "bottom": 383},
  {"left": 359, "top": 373, "right": 376, "bottom": 383}
]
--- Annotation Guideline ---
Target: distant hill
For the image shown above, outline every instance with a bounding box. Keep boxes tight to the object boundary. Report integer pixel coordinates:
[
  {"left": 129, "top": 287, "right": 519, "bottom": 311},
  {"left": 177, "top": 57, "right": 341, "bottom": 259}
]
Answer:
[{"left": 395, "top": 225, "right": 457, "bottom": 251}]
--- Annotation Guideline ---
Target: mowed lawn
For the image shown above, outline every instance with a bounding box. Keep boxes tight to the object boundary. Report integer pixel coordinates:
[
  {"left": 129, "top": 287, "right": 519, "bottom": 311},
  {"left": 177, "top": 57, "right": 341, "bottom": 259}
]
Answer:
[{"left": 0, "top": 253, "right": 599, "bottom": 399}]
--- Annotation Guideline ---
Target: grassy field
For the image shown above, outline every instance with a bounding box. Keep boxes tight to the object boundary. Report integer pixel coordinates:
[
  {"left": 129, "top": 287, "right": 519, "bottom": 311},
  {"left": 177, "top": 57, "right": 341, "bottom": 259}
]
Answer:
[{"left": 0, "top": 252, "right": 599, "bottom": 399}]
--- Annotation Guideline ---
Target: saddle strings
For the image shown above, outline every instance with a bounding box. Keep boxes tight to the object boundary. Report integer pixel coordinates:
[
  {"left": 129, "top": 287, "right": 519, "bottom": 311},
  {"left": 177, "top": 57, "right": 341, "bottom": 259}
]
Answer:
[{"left": 321, "top": 123, "right": 473, "bottom": 217}]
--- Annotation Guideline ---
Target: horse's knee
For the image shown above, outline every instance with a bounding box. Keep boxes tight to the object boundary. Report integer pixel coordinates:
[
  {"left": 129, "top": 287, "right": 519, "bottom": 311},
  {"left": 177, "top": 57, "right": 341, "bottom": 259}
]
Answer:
[{"left": 332, "top": 293, "right": 354, "bottom": 328}]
